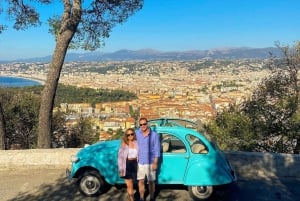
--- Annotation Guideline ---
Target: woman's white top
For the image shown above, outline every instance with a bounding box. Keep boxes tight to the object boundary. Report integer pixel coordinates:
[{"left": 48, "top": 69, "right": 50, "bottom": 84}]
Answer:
[{"left": 128, "top": 148, "right": 138, "bottom": 158}]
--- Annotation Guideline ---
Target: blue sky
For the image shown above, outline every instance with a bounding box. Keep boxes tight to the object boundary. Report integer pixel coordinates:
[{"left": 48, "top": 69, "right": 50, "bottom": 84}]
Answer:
[{"left": 0, "top": 0, "right": 299, "bottom": 60}]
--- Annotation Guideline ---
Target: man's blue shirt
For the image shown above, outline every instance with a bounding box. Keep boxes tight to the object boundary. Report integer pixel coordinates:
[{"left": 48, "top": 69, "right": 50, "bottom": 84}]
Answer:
[{"left": 136, "top": 128, "right": 160, "bottom": 165}]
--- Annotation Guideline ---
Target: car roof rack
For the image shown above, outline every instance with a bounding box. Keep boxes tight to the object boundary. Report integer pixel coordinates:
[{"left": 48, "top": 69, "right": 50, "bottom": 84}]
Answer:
[
  {"left": 148, "top": 118, "right": 198, "bottom": 129},
  {"left": 148, "top": 118, "right": 211, "bottom": 140}
]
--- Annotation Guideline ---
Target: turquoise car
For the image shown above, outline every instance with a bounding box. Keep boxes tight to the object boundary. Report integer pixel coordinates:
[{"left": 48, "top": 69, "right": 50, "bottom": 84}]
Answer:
[{"left": 66, "top": 118, "right": 237, "bottom": 201}]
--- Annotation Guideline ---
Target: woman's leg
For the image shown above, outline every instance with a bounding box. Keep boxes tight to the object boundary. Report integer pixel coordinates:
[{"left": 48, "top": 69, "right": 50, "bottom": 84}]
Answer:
[{"left": 125, "top": 179, "right": 134, "bottom": 201}]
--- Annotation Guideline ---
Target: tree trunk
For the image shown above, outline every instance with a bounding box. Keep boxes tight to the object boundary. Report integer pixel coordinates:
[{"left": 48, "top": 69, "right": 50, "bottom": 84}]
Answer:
[
  {"left": 37, "top": 0, "right": 82, "bottom": 148},
  {"left": 37, "top": 38, "right": 70, "bottom": 148},
  {"left": 0, "top": 102, "right": 6, "bottom": 150}
]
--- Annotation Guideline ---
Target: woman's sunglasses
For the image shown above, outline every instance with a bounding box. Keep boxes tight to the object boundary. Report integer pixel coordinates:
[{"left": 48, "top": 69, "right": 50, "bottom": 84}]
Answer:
[{"left": 126, "top": 133, "right": 134, "bottom": 137}]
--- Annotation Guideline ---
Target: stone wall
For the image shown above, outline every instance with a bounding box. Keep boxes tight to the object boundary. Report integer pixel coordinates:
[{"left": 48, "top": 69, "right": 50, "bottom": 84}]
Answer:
[
  {"left": 0, "top": 148, "right": 79, "bottom": 170},
  {"left": 0, "top": 149, "right": 299, "bottom": 179},
  {"left": 225, "top": 151, "right": 300, "bottom": 179}
]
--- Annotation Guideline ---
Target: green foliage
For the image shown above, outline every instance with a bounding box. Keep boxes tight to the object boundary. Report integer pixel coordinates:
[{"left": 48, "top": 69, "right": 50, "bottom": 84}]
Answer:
[
  {"left": 47, "top": 0, "right": 143, "bottom": 51},
  {"left": 0, "top": 85, "right": 136, "bottom": 149},
  {"left": 2, "top": 0, "right": 143, "bottom": 50},
  {"left": 2, "top": 0, "right": 143, "bottom": 148},
  {"left": 9, "top": 84, "right": 137, "bottom": 106},
  {"left": 6, "top": 0, "right": 41, "bottom": 30},
  {"left": 47, "top": 15, "right": 61, "bottom": 41},
  {"left": 199, "top": 85, "right": 209, "bottom": 93},
  {"left": 66, "top": 117, "right": 98, "bottom": 148},
  {"left": 129, "top": 105, "right": 139, "bottom": 125},
  {"left": 0, "top": 25, "right": 6, "bottom": 34},
  {"left": 54, "top": 85, "right": 137, "bottom": 106},
  {"left": 207, "top": 106, "right": 255, "bottom": 151},
  {"left": 207, "top": 42, "right": 300, "bottom": 153},
  {"left": 188, "top": 60, "right": 233, "bottom": 71},
  {"left": 0, "top": 88, "right": 40, "bottom": 149},
  {"left": 111, "top": 128, "right": 124, "bottom": 140},
  {"left": 87, "top": 65, "right": 119, "bottom": 74},
  {"left": 52, "top": 109, "right": 67, "bottom": 132}
]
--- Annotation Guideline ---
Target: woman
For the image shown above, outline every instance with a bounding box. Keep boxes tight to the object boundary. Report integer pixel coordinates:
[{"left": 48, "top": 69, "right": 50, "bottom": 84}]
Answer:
[{"left": 118, "top": 128, "right": 138, "bottom": 201}]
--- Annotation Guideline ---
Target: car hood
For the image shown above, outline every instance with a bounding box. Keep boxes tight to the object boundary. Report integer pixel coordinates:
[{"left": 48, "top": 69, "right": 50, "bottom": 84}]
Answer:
[{"left": 76, "top": 140, "right": 121, "bottom": 158}]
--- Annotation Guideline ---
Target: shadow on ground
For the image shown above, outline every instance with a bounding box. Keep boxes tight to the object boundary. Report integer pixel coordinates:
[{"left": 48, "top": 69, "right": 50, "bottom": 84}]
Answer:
[
  {"left": 7, "top": 172, "right": 239, "bottom": 201},
  {"left": 7, "top": 175, "right": 125, "bottom": 201}
]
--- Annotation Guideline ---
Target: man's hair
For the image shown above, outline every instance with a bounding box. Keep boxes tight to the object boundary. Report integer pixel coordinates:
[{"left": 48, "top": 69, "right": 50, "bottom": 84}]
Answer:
[{"left": 139, "top": 117, "right": 148, "bottom": 122}]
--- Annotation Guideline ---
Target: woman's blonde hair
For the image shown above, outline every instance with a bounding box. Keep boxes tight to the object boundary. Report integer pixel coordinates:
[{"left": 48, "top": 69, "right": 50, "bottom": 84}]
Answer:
[{"left": 122, "top": 128, "right": 136, "bottom": 145}]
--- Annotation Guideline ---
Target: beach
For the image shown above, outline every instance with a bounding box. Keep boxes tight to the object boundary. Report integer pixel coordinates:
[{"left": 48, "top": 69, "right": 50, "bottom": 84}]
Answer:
[{"left": 0, "top": 75, "right": 44, "bottom": 87}]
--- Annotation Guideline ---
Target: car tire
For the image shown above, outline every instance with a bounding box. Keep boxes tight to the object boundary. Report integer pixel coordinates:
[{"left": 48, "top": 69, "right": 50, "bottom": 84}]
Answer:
[
  {"left": 78, "top": 170, "right": 105, "bottom": 197},
  {"left": 188, "top": 185, "right": 213, "bottom": 201}
]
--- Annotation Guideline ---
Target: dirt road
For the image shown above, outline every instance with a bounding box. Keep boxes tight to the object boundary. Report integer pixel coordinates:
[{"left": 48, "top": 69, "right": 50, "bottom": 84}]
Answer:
[{"left": 0, "top": 169, "right": 299, "bottom": 201}]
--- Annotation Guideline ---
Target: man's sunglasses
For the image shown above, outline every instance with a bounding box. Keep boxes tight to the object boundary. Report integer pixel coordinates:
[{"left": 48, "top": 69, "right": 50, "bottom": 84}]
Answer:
[{"left": 139, "top": 123, "right": 147, "bottom": 126}]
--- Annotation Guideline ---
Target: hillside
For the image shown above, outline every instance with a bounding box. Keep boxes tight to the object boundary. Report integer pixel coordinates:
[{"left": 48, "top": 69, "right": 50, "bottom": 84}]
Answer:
[{"left": 1, "top": 47, "right": 282, "bottom": 63}]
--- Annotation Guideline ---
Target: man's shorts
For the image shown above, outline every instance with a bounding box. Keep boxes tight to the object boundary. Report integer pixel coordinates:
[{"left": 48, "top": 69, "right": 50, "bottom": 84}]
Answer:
[{"left": 137, "top": 163, "right": 156, "bottom": 181}]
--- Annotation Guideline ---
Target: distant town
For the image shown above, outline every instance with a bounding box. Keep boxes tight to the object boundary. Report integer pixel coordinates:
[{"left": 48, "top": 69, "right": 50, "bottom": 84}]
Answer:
[{"left": 0, "top": 59, "right": 271, "bottom": 140}]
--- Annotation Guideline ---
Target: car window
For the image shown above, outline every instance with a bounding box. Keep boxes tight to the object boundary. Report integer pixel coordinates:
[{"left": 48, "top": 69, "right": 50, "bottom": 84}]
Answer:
[
  {"left": 160, "top": 133, "right": 186, "bottom": 153},
  {"left": 186, "top": 134, "right": 208, "bottom": 154}
]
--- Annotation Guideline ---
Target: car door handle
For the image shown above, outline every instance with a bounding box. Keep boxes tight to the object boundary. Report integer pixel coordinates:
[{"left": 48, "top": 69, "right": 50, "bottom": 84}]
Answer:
[{"left": 184, "top": 155, "right": 189, "bottom": 159}]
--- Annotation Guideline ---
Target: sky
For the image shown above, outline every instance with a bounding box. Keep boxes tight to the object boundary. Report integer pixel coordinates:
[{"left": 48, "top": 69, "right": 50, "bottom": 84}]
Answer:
[{"left": 0, "top": 0, "right": 299, "bottom": 60}]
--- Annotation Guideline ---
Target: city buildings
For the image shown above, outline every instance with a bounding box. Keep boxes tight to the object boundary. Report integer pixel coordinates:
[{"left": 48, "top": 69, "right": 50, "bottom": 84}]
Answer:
[{"left": 0, "top": 59, "right": 270, "bottom": 140}]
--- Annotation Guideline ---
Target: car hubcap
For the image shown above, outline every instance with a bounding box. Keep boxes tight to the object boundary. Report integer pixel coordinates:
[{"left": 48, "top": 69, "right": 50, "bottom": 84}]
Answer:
[
  {"left": 192, "top": 185, "right": 213, "bottom": 199},
  {"left": 86, "top": 180, "right": 96, "bottom": 189},
  {"left": 197, "top": 186, "right": 207, "bottom": 194},
  {"left": 81, "top": 175, "right": 100, "bottom": 195}
]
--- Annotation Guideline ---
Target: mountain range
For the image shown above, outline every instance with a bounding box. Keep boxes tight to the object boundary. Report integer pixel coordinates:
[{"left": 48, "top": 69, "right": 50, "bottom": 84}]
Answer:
[{"left": 1, "top": 47, "right": 283, "bottom": 63}]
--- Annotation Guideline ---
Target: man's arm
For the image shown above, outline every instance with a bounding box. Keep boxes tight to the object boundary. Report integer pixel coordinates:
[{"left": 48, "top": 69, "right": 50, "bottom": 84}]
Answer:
[
  {"left": 151, "top": 132, "right": 161, "bottom": 170},
  {"left": 152, "top": 157, "right": 159, "bottom": 170}
]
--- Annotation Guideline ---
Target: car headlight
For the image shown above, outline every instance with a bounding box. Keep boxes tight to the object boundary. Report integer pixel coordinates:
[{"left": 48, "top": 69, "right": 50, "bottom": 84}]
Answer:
[{"left": 71, "top": 155, "right": 79, "bottom": 163}]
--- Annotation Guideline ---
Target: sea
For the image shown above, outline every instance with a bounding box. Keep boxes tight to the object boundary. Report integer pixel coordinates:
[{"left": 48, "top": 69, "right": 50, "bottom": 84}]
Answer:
[{"left": 0, "top": 76, "right": 42, "bottom": 87}]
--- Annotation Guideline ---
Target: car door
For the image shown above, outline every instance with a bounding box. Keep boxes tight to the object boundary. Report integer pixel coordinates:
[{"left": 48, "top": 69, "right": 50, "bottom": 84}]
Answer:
[{"left": 157, "top": 133, "right": 189, "bottom": 184}]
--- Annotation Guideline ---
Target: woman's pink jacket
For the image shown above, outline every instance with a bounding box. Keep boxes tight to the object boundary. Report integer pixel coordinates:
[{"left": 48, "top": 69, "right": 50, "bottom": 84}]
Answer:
[{"left": 117, "top": 140, "right": 139, "bottom": 177}]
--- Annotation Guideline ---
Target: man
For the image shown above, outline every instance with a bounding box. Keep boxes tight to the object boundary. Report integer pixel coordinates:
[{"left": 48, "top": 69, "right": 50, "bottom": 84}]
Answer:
[{"left": 136, "top": 117, "right": 160, "bottom": 201}]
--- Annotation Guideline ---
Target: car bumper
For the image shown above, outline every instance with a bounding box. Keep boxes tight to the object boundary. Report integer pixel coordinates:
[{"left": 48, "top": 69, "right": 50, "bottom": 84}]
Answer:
[{"left": 66, "top": 168, "right": 73, "bottom": 182}]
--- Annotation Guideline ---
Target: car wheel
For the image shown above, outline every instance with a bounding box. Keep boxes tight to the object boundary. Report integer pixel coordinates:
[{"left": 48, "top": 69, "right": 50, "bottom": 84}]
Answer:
[
  {"left": 78, "top": 170, "right": 105, "bottom": 197},
  {"left": 188, "top": 185, "right": 213, "bottom": 201}
]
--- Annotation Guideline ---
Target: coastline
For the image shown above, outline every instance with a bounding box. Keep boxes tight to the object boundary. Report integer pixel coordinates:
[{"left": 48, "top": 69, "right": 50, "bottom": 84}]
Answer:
[{"left": 0, "top": 74, "right": 45, "bottom": 85}]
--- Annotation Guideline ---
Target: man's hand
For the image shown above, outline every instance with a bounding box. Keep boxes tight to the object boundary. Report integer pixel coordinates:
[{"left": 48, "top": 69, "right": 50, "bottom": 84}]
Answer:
[{"left": 151, "top": 162, "right": 157, "bottom": 170}]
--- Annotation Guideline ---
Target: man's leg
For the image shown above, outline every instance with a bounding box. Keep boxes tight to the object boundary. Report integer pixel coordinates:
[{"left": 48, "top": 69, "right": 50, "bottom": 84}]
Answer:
[
  {"left": 148, "top": 180, "right": 155, "bottom": 200},
  {"left": 137, "top": 164, "right": 146, "bottom": 200},
  {"left": 138, "top": 179, "right": 145, "bottom": 200}
]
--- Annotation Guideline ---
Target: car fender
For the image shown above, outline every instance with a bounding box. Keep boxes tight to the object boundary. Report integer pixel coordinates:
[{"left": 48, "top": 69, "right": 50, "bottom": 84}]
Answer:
[
  {"left": 183, "top": 159, "right": 234, "bottom": 186},
  {"left": 72, "top": 154, "right": 119, "bottom": 185}
]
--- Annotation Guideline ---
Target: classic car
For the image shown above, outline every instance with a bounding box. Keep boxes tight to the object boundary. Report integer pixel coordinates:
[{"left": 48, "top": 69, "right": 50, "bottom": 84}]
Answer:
[{"left": 66, "top": 118, "right": 237, "bottom": 201}]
